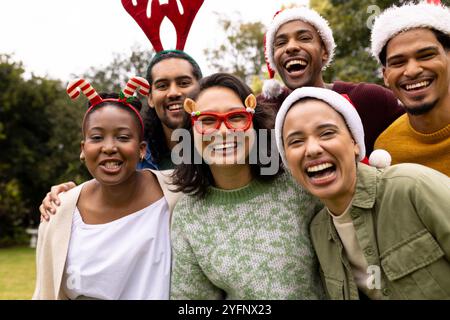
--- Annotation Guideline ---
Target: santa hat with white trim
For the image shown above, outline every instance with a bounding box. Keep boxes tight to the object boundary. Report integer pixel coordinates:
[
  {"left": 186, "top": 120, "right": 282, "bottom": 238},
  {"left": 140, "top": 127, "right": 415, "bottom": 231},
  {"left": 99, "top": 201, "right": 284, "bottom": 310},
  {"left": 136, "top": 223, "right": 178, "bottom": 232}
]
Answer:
[
  {"left": 371, "top": 0, "right": 450, "bottom": 65},
  {"left": 262, "top": 6, "right": 336, "bottom": 99},
  {"left": 274, "top": 87, "right": 366, "bottom": 170}
]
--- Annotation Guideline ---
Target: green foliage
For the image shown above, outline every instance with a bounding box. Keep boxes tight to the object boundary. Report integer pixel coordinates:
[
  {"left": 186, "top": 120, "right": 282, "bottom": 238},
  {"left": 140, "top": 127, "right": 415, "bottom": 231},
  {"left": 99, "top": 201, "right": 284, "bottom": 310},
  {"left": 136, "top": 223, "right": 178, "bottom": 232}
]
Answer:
[
  {"left": 0, "top": 54, "right": 88, "bottom": 244},
  {"left": 205, "top": 1, "right": 450, "bottom": 88},
  {"left": 310, "top": 0, "right": 387, "bottom": 84},
  {"left": 204, "top": 13, "right": 266, "bottom": 84},
  {"left": 313, "top": 0, "right": 450, "bottom": 83},
  {"left": 82, "top": 44, "right": 153, "bottom": 92},
  {"left": 0, "top": 47, "right": 154, "bottom": 245},
  {"left": 0, "top": 180, "right": 29, "bottom": 247}
]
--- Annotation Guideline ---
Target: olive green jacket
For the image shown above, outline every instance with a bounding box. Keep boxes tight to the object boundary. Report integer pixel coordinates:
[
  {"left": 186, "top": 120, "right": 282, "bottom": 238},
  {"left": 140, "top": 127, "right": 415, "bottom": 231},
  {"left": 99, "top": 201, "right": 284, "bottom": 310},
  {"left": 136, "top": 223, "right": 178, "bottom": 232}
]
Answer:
[{"left": 310, "top": 163, "right": 450, "bottom": 300}]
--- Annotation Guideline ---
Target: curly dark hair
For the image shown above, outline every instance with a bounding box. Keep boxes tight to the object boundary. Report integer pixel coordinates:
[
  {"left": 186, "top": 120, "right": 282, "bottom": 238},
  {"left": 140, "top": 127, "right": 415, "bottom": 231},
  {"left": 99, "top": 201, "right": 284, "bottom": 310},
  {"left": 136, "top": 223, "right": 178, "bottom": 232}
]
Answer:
[
  {"left": 171, "top": 73, "right": 281, "bottom": 198},
  {"left": 143, "top": 50, "right": 203, "bottom": 165},
  {"left": 83, "top": 92, "right": 144, "bottom": 141}
]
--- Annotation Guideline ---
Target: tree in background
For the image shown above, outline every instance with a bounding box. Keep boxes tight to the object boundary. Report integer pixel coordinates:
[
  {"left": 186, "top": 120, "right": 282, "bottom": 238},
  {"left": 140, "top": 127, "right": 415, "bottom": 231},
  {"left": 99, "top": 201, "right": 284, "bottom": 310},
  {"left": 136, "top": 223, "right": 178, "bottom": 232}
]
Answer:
[
  {"left": 203, "top": 13, "right": 266, "bottom": 91},
  {"left": 312, "top": 0, "right": 386, "bottom": 84},
  {"left": 82, "top": 44, "right": 153, "bottom": 112},
  {"left": 313, "top": 0, "right": 449, "bottom": 83},
  {"left": 205, "top": 0, "right": 449, "bottom": 87},
  {"left": 82, "top": 45, "right": 153, "bottom": 93},
  {"left": 0, "top": 47, "right": 154, "bottom": 246},
  {"left": 0, "top": 54, "right": 87, "bottom": 246}
]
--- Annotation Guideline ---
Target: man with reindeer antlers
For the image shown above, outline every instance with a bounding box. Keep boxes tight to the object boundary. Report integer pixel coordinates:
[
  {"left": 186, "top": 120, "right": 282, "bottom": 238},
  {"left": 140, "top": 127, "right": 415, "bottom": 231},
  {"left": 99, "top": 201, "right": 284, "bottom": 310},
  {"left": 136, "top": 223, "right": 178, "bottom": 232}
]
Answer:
[
  {"left": 122, "top": 0, "right": 205, "bottom": 171},
  {"left": 40, "top": 0, "right": 204, "bottom": 220}
]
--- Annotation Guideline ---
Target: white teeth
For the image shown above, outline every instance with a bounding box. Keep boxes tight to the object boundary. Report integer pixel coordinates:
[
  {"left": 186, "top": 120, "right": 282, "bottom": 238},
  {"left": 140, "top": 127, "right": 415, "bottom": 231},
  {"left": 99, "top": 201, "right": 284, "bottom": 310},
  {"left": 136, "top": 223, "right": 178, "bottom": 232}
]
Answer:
[
  {"left": 168, "top": 104, "right": 182, "bottom": 111},
  {"left": 213, "top": 143, "right": 236, "bottom": 151},
  {"left": 285, "top": 59, "right": 307, "bottom": 69},
  {"left": 405, "top": 81, "right": 430, "bottom": 91},
  {"left": 307, "top": 163, "right": 333, "bottom": 173},
  {"left": 104, "top": 161, "right": 120, "bottom": 169}
]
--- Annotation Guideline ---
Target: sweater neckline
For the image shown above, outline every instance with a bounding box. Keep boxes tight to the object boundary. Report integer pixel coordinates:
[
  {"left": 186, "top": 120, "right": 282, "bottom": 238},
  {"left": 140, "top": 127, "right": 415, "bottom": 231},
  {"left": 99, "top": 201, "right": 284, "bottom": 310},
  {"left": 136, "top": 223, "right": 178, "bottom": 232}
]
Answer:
[
  {"left": 407, "top": 117, "right": 450, "bottom": 143},
  {"left": 206, "top": 177, "right": 271, "bottom": 205}
]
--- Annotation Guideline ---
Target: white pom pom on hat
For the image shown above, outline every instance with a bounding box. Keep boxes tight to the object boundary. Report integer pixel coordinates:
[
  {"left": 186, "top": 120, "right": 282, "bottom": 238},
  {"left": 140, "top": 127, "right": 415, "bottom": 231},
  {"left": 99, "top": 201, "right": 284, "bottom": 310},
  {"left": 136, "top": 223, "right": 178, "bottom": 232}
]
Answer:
[
  {"left": 274, "top": 87, "right": 366, "bottom": 169},
  {"left": 262, "top": 78, "right": 284, "bottom": 100},
  {"left": 371, "top": 1, "right": 450, "bottom": 64},
  {"left": 369, "top": 149, "right": 392, "bottom": 169},
  {"left": 262, "top": 5, "right": 336, "bottom": 99}
]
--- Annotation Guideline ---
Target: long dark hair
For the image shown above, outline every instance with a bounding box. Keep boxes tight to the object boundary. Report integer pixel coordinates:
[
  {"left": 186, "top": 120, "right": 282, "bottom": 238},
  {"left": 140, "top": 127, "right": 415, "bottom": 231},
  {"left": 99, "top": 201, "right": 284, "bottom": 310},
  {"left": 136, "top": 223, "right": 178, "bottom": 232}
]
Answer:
[
  {"left": 143, "top": 50, "right": 203, "bottom": 165},
  {"left": 171, "top": 73, "right": 281, "bottom": 198}
]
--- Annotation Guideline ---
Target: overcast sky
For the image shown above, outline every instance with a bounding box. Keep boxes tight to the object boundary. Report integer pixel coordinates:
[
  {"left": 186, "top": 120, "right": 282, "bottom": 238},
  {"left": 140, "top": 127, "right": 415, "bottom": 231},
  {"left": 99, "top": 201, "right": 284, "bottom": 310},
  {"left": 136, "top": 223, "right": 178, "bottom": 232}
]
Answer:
[{"left": 0, "top": 0, "right": 306, "bottom": 80}]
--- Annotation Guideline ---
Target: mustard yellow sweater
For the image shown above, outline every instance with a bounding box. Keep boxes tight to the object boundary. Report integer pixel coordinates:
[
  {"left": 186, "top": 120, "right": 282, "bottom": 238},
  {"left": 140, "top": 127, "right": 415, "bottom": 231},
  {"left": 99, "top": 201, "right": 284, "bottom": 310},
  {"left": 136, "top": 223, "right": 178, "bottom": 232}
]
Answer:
[{"left": 375, "top": 114, "right": 450, "bottom": 176}]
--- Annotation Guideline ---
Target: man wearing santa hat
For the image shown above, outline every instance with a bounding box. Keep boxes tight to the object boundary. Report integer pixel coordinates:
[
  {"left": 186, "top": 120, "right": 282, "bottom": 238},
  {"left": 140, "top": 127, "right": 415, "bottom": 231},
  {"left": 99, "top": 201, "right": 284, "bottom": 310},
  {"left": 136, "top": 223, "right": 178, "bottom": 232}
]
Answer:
[
  {"left": 371, "top": 1, "right": 450, "bottom": 176},
  {"left": 260, "top": 5, "right": 405, "bottom": 156}
]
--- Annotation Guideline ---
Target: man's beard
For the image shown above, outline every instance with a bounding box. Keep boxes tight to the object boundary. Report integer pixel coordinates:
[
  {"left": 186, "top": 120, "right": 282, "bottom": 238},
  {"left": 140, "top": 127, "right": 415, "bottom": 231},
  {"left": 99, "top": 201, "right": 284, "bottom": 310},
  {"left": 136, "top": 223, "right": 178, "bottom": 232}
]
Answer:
[{"left": 404, "top": 99, "right": 439, "bottom": 116}]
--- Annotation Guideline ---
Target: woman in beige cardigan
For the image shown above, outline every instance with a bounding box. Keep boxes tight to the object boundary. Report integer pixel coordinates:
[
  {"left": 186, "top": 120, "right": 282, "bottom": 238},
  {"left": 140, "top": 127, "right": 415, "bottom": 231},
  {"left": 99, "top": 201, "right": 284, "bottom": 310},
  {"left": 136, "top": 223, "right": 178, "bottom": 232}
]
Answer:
[{"left": 33, "top": 80, "right": 179, "bottom": 300}]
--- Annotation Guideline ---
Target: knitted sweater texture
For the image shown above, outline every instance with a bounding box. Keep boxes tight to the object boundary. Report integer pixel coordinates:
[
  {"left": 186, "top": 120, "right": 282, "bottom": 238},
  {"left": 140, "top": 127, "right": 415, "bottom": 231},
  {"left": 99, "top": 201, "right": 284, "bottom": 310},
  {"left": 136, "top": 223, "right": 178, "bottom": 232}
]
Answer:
[
  {"left": 375, "top": 114, "right": 450, "bottom": 176},
  {"left": 170, "top": 172, "right": 325, "bottom": 300}
]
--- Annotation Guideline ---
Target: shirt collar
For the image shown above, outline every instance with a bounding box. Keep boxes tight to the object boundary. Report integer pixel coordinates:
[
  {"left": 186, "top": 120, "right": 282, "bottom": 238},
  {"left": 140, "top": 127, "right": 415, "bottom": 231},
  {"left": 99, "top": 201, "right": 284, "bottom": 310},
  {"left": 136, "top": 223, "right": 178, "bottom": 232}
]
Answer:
[
  {"left": 351, "top": 163, "right": 377, "bottom": 209},
  {"left": 326, "top": 163, "right": 378, "bottom": 241}
]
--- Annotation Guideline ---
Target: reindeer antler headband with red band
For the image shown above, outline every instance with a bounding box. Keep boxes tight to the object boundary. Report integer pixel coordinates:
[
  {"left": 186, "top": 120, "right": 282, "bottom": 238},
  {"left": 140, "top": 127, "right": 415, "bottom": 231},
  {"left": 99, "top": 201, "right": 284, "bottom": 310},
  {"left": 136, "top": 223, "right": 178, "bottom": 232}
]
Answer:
[
  {"left": 67, "top": 77, "right": 150, "bottom": 138},
  {"left": 121, "top": 0, "right": 204, "bottom": 53}
]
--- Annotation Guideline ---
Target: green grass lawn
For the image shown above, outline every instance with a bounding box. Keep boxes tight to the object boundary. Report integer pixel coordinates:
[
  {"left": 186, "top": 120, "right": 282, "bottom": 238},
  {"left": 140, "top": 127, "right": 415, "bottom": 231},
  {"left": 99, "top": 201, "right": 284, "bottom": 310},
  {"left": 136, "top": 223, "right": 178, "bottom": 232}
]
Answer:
[{"left": 0, "top": 246, "right": 36, "bottom": 300}]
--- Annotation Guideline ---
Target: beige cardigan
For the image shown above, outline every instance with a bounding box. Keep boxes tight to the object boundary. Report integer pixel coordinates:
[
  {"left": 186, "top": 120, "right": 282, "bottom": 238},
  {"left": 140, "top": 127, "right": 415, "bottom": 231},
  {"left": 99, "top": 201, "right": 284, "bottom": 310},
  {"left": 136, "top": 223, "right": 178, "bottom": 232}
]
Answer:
[{"left": 32, "top": 169, "right": 181, "bottom": 300}]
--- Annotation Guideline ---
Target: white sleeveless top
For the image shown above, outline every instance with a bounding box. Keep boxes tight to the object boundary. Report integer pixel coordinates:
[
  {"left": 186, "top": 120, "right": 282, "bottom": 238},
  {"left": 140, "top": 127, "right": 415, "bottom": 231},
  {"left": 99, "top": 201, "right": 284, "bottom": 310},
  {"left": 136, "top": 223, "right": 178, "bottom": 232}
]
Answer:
[{"left": 62, "top": 197, "right": 171, "bottom": 300}]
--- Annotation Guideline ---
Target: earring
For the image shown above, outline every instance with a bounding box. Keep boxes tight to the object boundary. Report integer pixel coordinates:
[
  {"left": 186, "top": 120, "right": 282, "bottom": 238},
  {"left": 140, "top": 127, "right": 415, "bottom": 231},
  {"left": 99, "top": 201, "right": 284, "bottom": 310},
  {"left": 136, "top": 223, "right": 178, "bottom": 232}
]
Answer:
[
  {"left": 140, "top": 154, "right": 144, "bottom": 162},
  {"left": 80, "top": 153, "right": 85, "bottom": 163}
]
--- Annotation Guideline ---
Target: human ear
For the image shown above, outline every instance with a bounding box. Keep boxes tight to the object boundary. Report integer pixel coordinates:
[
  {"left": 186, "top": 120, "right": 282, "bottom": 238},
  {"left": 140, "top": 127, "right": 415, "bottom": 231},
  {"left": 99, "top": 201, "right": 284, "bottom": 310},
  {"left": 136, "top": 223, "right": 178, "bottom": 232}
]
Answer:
[
  {"left": 353, "top": 140, "right": 360, "bottom": 159},
  {"left": 382, "top": 67, "right": 390, "bottom": 88},
  {"left": 139, "top": 141, "right": 147, "bottom": 161},
  {"left": 147, "top": 95, "right": 155, "bottom": 109},
  {"left": 321, "top": 48, "right": 329, "bottom": 66},
  {"left": 184, "top": 98, "right": 197, "bottom": 114},
  {"left": 80, "top": 141, "right": 85, "bottom": 162}
]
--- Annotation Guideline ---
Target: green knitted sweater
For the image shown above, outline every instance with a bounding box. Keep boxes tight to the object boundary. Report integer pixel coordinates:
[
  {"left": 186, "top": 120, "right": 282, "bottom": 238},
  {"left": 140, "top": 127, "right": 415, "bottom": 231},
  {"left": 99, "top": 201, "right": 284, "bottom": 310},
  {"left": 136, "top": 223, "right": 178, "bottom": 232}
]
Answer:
[{"left": 170, "top": 172, "right": 325, "bottom": 300}]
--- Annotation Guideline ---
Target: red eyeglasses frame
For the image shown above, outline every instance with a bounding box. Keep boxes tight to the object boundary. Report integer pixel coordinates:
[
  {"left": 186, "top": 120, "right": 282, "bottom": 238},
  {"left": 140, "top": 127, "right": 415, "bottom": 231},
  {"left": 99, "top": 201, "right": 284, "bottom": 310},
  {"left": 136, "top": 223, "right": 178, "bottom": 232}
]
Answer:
[{"left": 191, "top": 109, "right": 254, "bottom": 134}]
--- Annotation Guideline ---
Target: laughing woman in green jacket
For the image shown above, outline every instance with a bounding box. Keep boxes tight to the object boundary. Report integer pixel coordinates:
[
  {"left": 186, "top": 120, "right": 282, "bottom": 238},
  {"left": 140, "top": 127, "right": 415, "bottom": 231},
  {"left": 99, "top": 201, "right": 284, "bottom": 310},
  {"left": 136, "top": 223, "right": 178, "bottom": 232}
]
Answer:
[{"left": 275, "top": 87, "right": 450, "bottom": 300}]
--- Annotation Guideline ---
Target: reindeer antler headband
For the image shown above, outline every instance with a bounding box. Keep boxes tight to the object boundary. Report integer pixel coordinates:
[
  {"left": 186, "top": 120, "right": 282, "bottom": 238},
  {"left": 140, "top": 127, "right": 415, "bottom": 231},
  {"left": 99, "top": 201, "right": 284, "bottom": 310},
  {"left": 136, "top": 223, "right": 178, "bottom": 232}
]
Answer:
[
  {"left": 67, "top": 77, "right": 150, "bottom": 138},
  {"left": 121, "top": 0, "right": 204, "bottom": 52}
]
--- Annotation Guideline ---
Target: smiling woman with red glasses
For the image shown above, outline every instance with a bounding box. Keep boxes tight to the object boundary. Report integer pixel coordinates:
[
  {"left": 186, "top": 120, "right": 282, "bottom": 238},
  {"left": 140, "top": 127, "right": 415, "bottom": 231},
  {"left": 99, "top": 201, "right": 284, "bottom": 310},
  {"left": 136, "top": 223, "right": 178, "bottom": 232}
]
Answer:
[
  {"left": 169, "top": 73, "right": 325, "bottom": 300},
  {"left": 186, "top": 92, "right": 257, "bottom": 168}
]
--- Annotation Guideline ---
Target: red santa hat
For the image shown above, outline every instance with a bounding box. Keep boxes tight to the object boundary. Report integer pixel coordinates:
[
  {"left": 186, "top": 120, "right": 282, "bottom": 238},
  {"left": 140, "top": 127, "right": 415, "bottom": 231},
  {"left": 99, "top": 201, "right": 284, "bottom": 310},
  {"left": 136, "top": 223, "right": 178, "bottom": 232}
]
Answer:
[
  {"left": 263, "top": 6, "right": 336, "bottom": 99},
  {"left": 371, "top": 0, "right": 450, "bottom": 64}
]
